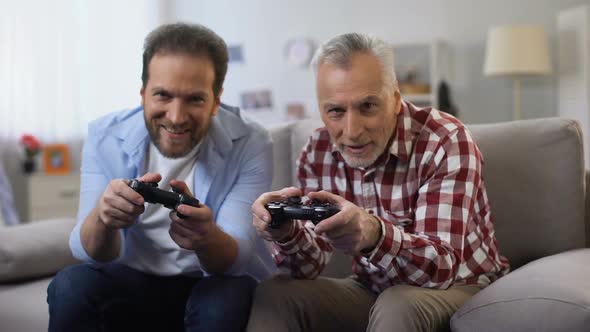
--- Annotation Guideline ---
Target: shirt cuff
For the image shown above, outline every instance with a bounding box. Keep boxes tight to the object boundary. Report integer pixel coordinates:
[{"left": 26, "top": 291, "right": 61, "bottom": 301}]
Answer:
[
  {"left": 361, "top": 217, "right": 386, "bottom": 258},
  {"left": 367, "top": 217, "right": 403, "bottom": 267},
  {"left": 69, "top": 220, "right": 125, "bottom": 264},
  {"left": 274, "top": 221, "right": 304, "bottom": 254}
]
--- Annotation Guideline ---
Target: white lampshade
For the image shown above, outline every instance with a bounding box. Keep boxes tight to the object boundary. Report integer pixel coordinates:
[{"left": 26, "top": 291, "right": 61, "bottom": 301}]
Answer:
[{"left": 484, "top": 25, "right": 552, "bottom": 76}]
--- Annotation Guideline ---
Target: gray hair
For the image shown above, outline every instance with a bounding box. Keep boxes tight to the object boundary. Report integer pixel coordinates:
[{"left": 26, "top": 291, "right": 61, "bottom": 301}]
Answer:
[{"left": 311, "top": 33, "right": 397, "bottom": 89}]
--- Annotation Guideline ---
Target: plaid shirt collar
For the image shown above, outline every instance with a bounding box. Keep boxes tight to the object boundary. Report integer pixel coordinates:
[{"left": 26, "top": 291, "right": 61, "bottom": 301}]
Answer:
[{"left": 328, "top": 100, "right": 416, "bottom": 168}]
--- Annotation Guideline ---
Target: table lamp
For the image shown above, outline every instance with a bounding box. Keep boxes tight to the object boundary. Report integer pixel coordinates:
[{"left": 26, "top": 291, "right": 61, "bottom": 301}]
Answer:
[{"left": 484, "top": 25, "right": 552, "bottom": 120}]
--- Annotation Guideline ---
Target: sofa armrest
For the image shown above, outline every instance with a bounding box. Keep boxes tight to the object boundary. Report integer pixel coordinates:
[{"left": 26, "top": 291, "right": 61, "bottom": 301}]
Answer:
[
  {"left": 451, "top": 248, "right": 590, "bottom": 332},
  {"left": 0, "top": 218, "right": 78, "bottom": 283}
]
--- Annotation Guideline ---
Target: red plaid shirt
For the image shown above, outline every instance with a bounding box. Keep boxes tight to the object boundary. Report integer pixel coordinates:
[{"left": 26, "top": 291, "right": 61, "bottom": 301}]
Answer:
[{"left": 272, "top": 102, "right": 510, "bottom": 293}]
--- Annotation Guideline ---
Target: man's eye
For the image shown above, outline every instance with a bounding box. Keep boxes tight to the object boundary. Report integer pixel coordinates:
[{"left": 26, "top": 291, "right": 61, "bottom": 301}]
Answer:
[
  {"left": 363, "top": 102, "right": 377, "bottom": 109},
  {"left": 154, "top": 92, "right": 171, "bottom": 99},
  {"left": 189, "top": 96, "right": 205, "bottom": 104},
  {"left": 327, "top": 108, "right": 345, "bottom": 119}
]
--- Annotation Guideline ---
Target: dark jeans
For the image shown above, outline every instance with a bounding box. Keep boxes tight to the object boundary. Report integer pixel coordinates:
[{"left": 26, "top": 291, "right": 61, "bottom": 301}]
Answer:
[{"left": 47, "top": 263, "right": 257, "bottom": 332}]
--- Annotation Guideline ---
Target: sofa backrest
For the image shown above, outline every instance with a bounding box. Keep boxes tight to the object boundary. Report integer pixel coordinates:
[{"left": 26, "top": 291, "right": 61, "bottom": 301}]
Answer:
[
  {"left": 269, "top": 117, "right": 587, "bottom": 273},
  {"left": 468, "top": 118, "right": 586, "bottom": 269}
]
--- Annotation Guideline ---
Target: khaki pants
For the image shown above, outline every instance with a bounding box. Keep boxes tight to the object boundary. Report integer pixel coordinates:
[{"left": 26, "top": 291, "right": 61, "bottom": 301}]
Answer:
[{"left": 246, "top": 275, "right": 481, "bottom": 332}]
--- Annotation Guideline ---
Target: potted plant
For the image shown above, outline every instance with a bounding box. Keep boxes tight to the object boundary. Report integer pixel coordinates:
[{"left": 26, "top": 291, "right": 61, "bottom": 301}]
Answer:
[{"left": 20, "top": 134, "right": 42, "bottom": 174}]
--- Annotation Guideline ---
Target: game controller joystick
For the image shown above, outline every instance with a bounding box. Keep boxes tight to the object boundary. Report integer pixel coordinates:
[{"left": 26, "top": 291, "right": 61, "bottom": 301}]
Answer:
[
  {"left": 129, "top": 179, "right": 200, "bottom": 218},
  {"left": 265, "top": 196, "right": 339, "bottom": 229}
]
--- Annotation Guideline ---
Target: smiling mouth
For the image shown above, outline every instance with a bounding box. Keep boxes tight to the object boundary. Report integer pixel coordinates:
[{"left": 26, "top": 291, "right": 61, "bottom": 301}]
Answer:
[
  {"left": 344, "top": 143, "right": 371, "bottom": 155},
  {"left": 161, "top": 126, "right": 189, "bottom": 139}
]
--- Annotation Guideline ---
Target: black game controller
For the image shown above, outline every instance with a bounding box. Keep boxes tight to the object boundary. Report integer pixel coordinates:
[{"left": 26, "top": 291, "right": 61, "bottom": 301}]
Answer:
[
  {"left": 129, "top": 180, "right": 200, "bottom": 218},
  {"left": 265, "top": 196, "right": 340, "bottom": 229}
]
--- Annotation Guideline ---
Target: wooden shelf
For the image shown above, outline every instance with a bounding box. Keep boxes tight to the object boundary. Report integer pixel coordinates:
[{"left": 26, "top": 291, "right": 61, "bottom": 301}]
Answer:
[
  {"left": 15, "top": 173, "right": 80, "bottom": 222},
  {"left": 403, "top": 93, "right": 433, "bottom": 104},
  {"left": 393, "top": 41, "right": 451, "bottom": 107}
]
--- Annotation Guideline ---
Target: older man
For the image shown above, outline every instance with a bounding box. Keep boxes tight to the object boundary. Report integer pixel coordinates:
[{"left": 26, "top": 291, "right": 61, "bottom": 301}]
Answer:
[{"left": 248, "top": 33, "right": 509, "bottom": 331}]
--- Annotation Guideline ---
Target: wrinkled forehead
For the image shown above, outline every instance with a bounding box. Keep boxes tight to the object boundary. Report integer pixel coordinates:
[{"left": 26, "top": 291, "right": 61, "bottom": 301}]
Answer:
[{"left": 316, "top": 63, "right": 389, "bottom": 105}]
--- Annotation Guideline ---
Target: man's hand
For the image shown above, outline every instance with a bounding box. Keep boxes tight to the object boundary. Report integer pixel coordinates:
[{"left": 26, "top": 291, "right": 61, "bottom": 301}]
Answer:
[
  {"left": 82, "top": 172, "right": 161, "bottom": 262},
  {"left": 252, "top": 187, "right": 303, "bottom": 242},
  {"left": 97, "top": 172, "right": 161, "bottom": 230},
  {"left": 310, "top": 191, "right": 382, "bottom": 255},
  {"left": 167, "top": 179, "right": 216, "bottom": 251}
]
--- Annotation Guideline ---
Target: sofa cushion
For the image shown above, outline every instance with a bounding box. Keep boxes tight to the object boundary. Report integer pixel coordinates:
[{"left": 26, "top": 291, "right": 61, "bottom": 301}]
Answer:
[
  {"left": 0, "top": 218, "right": 78, "bottom": 282},
  {"left": 451, "top": 248, "right": 590, "bottom": 332},
  {"left": 468, "top": 118, "right": 586, "bottom": 269},
  {"left": 0, "top": 277, "right": 53, "bottom": 331}
]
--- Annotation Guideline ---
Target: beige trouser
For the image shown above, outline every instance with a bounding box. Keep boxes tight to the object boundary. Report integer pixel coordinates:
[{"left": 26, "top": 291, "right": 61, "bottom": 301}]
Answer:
[{"left": 246, "top": 275, "right": 481, "bottom": 332}]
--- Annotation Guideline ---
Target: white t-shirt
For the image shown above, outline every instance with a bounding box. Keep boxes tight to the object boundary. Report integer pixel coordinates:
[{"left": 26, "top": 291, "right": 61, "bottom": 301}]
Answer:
[{"left": 122, "top": 142, "right": 203, "bottom": 276}]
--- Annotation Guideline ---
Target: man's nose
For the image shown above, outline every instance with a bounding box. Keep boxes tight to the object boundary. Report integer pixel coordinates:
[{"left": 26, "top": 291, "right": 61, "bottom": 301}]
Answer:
[
  {"left": 343, "top": 111, "right": 363, "bottom": 140},
  {"left": 167, "top": 99, "right": 189, "bottom": 125}
]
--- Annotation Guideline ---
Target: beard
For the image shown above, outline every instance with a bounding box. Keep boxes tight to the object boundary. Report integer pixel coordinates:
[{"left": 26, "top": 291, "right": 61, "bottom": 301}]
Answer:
[
  {"left": 145, "top": 118, "right": 207, "bottom": 159},
  {"left": 333, "top": 124, "right": 397, "bottom": 169},
  {"left": 336, "top": 142, "right": 384, "bottom": 169}
]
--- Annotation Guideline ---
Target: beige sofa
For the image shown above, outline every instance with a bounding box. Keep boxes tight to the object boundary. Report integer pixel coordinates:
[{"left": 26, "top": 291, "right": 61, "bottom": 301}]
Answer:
[{"left": 1, "top": 117, "right": 589, "bottom": 331}]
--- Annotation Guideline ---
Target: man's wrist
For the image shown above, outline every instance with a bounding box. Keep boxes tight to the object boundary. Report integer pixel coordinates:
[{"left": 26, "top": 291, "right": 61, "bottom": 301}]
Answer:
[
  {"left": 96, "top": 215, "right": 118, "bottom": 233},
  {"left": 193, "top": 223, "right": 221, "bottom": 253},
  {"left": 361, "top": 215, "right": 383, "bottom": 255}
]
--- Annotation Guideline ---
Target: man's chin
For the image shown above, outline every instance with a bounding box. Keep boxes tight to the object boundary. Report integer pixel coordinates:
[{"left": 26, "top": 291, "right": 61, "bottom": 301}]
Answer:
[
  {"left": 342, "top": 154, "right": 378, "bottom": 169},
  {"left": 155, "top": 141, "right": 192, "bottom": 159}
]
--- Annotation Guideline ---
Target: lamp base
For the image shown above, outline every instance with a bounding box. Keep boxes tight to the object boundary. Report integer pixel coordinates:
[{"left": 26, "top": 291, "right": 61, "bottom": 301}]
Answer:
[{"left": 513, "top": 77, "right": 521, "bottom": 121}]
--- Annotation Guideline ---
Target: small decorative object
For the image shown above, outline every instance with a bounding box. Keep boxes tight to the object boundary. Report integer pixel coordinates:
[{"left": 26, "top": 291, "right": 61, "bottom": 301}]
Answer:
[
  {"left": 286, "top": 103, "right": 306, "bottom": 121},
  {"left": 240, "top": 89, "right": 273, "bottom": 110},
  {"left": 284, "top": 38, "right": 315, "bottom": 67},
  {"left": 19, "top": 134, "right": 42, "bottom": 174},
  {"left": 437, "top": 80, "right": 459, "bottom": 117},
  {"left": 398, "top": 66, "right": 430, "bottom": 94},
  {"left": 43, "top": 143, "right": 71, "bottom": 175},
  {"left": 228, "top": 45, "right": 244, "bottom": 63}
]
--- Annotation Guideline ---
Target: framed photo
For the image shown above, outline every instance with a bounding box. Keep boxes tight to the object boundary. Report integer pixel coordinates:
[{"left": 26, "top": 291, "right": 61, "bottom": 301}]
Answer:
[
  {"left": 228, "top": 45, "right": 244, "bottom": 63},
  {"left": 240, "top": 89, "right": 273, "bottom": 110},
  {"left": 43, "top": 144, "right": 71, "bottom": 174}
]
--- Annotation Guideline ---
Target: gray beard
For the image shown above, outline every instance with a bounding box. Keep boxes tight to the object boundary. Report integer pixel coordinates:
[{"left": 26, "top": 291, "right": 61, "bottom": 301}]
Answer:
[{"left": 339, "top": 148, "right": 381, "bottom": 169}]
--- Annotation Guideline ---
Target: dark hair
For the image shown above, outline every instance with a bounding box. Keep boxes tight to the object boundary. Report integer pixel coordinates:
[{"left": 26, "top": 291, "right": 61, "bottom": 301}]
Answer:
[{"left": 141, "top": 22, "right": 228, "bottom": 97}]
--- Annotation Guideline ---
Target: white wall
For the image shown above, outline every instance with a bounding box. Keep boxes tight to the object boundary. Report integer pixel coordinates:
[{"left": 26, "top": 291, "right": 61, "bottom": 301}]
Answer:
[
  {"left": 0, "top": 0, "right": 162, "bottom": 200},
  {"left": 172, "top": 0, "right": 588, "bottom": 125},
  {"left": 0, "top": 0, "right": 159, "bottom": 141},
  {"left": 558, "top": 5, "right": 590, "bottom": 166}
]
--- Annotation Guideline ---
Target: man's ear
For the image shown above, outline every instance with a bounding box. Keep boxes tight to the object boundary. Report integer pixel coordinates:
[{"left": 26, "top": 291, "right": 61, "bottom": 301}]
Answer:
[
  {"left": 140, "top": 86, "right": 146, "bottom": 107},
  {"left": 212, "top": 87, "right": 223, "bottom": 116}
]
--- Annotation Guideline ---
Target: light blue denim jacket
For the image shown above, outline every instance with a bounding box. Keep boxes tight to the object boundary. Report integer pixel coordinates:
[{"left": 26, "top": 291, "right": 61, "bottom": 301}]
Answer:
[{"left": 69, "top": 104, "right": 277, "bottom": 281}]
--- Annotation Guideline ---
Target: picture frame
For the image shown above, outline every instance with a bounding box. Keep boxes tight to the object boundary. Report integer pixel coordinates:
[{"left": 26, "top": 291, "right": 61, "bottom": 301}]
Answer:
[
  {"left": 228, "top": 45, "right": 245, "bottom": 63},
  {"left": 43, "top": 144, "right": 71, "bottom": 174},
  {"left": 240, "top": 89, "right": 273, "bottom": 110}
]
